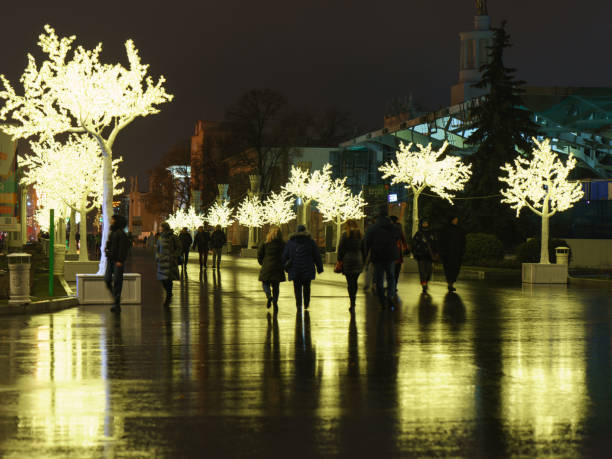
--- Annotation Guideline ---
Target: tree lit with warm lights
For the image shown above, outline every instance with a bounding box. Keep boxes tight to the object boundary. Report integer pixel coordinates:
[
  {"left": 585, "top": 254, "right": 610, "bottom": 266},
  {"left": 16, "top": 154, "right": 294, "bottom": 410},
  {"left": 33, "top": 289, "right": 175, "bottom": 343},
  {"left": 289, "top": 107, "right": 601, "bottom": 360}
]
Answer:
[
  {"left": 166, "top": 206, "right": 205, "bottom": 233},
  {"left": 499, "top": 138, "right": 584, "bottom": 264},
  {"left": 206, "top": 200, "right": 234, "bottom": 228},
  {"left": 0, "top": 25, "right": 173, "bottom": 272},
  {"left": 236, "top": 195, "right": 265, "bottom": 247},
  {"left": 262, "top": 190, "right": 296, "bottom": 226},
  {"left": 283, "top": 163, "right": 333, "bottom": 225},
  {"left": 379, "top": 141, "right": 472, "bottom": 236},
  {"left": 317, "top": 178, "right": 366, "bottom": 252}
]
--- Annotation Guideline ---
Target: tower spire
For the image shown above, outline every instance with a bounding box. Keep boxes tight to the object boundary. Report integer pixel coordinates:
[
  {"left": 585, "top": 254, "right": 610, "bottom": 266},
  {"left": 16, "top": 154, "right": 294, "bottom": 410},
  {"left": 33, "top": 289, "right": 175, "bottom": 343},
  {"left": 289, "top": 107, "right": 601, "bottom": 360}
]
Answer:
[{"left": 476, "top": 0, "right": 487, "bottom": 15}]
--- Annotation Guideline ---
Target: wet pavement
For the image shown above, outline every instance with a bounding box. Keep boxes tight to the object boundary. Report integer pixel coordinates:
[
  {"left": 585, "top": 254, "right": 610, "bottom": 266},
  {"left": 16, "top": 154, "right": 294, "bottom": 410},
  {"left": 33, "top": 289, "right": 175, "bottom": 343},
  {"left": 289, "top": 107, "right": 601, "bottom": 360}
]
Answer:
[{"left": 1, "top": 248, "right": 612, "bottom": 457}]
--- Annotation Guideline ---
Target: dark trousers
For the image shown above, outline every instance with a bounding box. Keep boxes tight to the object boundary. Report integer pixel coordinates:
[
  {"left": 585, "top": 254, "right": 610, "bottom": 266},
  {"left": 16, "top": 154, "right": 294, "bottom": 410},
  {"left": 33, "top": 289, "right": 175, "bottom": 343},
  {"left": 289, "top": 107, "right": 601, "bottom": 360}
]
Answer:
[
  {"left": 262, "top": 281, "right": 280, "bottom": 302},
  {"left": 161, "top": 279, "right": 173, "bottom": 296},
  {"left": 181, "top": 249, "right": 189, "bottom": 267},
  {"left": 418, "top": 260, "right": 433, "bottom": 284},
  {"left": 104, "top": 261, "right": 124, "bottom": 305},
  {"left": 198, "top": 249, "right": 208, "bottom": 268},
  {"left": 373, "top": 261, "right": 396, "bottom": 307},
  {"left": 345, "top": 272, "right": 360, "bottom": 304},
  {"left": 443, "top": 259, "right": 461, "bottom": 285},
  {"left": 212, "top": 248, "right": 222, "bottom": 267},
  {"left": 394, "top": 262, "right": 402, "bottom": 288},
  {"left": 293, "top": 279, "right": 311, "bottom": 307}
]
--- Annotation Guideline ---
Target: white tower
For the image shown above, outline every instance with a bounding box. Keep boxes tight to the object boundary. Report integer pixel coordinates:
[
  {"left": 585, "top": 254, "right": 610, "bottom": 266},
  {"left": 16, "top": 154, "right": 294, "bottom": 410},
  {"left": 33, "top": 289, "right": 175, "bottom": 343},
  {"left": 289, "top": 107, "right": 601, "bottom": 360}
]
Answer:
[{"left": 450, "top": 0, "right": 494, "bottom": 105}]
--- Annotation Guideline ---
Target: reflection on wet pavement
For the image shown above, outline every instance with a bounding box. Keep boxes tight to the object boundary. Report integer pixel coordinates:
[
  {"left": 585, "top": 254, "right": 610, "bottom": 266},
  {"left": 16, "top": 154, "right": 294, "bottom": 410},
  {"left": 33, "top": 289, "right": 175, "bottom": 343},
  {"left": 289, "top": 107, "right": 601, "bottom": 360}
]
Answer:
[{"left": 0, "top": 249, "right": 611, "bottom": 457}]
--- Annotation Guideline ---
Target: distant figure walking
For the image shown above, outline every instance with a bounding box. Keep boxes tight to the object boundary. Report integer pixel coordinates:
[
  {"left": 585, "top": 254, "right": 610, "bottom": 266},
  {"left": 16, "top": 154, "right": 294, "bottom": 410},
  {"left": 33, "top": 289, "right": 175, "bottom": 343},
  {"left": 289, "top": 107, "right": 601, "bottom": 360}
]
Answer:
[
  {"left": 411, "top": 218, "right": 438, "bottom": 294},
  {"left": 337, "top": 219, "right": 366, "bottom": 313},
  {"left": 193, "top": 226, "right": 211, "bottom": 269},
  {"left": 390, "top": 215, "right": 408, "bottom": 291},
  {"left": 178, "top": 227, "right": 193, "bottom": 274},
  {"left": 282, "top": 225, "right": 323, "bottom": 310},
  {"left": 438, "top": 215, "right": 466, "bottom": 292},
  {"left": 104, "top": 214, "right": 129, "bottom": 313},
  {"left": 210, "top": 225, "right": 227, "bottom": 269},
  {"left": 156, "top": 222, "right": 181, "bottom": 306},
  {"left": 257, "top": 225, "right": 286, "bottom": 312},
  {"left": 365, "top": 207, "right": 400, "bottom": 308}
]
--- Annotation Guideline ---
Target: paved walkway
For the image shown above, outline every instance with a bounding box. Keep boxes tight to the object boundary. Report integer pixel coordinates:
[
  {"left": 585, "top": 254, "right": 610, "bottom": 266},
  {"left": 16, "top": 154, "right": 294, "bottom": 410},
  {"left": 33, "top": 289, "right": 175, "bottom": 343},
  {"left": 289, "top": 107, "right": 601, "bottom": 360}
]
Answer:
[{"left": 1, "top": 248, "right": 612, "bottom": 457}]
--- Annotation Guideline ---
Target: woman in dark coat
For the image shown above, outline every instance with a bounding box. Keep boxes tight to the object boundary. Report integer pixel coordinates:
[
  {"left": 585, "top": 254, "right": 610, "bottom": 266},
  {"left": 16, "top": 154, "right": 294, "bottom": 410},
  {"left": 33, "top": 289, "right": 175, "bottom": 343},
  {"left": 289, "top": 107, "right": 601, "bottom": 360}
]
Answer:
[
  {"left": 411, "top": 218, "right": 438, "bottom": 294},
  {"left": 438, "top": 215, "right": 466, "bottom": 292},
  {"left": 282, "top": 225, "right": 323, "bottom": 310},
  {"left": 156, "top": 222, "right": 181, "bottom": 306},
  {"left": 258, "top": 225, "right": 286, "bottom": 312},
  {"left": 337, "top": 219, "right": 366, "bottom": 313}
]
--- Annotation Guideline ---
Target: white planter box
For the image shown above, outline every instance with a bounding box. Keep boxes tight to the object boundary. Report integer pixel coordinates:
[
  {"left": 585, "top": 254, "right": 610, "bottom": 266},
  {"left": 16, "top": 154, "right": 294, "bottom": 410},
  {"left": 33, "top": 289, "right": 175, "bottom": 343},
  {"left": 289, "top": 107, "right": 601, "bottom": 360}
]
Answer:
[
  {"left": 76, "top": 273, "right": 142, "bottom": 304},
  {"left": 241, "top": 248, "right": 258, "bottom": 258},
  {"left": 64, "top": 261, "right": 99, "bottom": 282},
  {"left": 522, "top": 263, "right": 568, "bottom": 284},
  {"left": 325, "top": 252, "right": 337, "bottom": 265}
]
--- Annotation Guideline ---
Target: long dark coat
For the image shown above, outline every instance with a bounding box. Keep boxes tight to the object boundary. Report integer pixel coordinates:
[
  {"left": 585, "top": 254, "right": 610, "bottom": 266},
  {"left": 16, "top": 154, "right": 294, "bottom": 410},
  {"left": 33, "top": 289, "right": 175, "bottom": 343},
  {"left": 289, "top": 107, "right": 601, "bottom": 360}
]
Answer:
[
  {"left": 193, "top": 230, "right": 210, "bottom": 252},
  {"left": 281, "top": 231, "right": 323, "bottom": 281},
  {"left": 411, "top": 228, "right": 438, "bottom": 262},
  {"left": 365, "top": 216, "right": 400, "bottom": 263},
  {"left": 337, "top": 233, "right": 365, "bottom": 274},
  {"left": 156, "top": 230, "right": 181, "bottom": 281},
  {"left": 258, "top": 238, "right": 286, "bottom": 282},
  {"left": 438, "top": 223, "right": 466, "bottom": 267}
]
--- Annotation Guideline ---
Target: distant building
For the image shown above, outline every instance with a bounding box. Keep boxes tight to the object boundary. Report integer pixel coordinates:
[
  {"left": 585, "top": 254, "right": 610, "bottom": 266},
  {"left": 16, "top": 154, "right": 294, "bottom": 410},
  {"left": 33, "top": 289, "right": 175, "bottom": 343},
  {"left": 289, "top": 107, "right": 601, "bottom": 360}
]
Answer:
[{"left": 128, "top": 176, "right": 162, "bottom": 238}]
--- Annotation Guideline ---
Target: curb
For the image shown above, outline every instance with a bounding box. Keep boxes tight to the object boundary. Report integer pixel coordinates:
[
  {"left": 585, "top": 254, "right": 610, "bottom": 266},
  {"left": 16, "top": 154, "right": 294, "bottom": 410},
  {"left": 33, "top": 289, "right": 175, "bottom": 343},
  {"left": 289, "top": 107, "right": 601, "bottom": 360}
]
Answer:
[
  {"left": 0, "top": 296, "right": 79, "bottom": 316},
  {"left": 568, "top": 276, "right": 612, "bottom": 288}
]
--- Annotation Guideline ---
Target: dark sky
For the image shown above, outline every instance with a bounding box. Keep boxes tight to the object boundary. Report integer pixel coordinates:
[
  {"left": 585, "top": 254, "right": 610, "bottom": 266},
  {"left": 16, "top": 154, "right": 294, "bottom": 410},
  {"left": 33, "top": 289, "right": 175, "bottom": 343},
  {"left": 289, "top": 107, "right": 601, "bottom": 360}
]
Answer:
[{"left": 3, "top": 1, "right": 612, "bottom": 183}]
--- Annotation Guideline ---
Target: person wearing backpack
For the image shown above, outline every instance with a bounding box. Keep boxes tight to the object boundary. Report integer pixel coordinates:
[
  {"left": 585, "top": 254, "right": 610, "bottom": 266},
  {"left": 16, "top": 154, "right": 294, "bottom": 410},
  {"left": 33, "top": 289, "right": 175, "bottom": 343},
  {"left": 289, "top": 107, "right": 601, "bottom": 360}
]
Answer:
[
  {"left": 365, "top": 207, "right": 400, "bottom": 308},
  {"left": 210, "top": 225, "right": 227, "bottom": 269},
  {"left": 257, "top": 225, "right": 286, "bottom": 312},
  {"left": 411, "top": 218, "right": 439, "bottom": 294},
  {"left": 282, "top": 225, "right": 323, "bottom": 310},
  {"left": 337, "top": 219, "right": 366, "bottom": 313}
]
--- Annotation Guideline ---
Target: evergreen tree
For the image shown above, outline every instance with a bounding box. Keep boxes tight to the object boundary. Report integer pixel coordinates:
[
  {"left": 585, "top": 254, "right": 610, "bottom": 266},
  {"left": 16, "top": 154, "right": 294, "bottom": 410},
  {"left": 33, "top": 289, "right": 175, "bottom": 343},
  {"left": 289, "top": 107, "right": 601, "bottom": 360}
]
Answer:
[{"left": 464, "top": 21, "right": 539, "bottom": 245}]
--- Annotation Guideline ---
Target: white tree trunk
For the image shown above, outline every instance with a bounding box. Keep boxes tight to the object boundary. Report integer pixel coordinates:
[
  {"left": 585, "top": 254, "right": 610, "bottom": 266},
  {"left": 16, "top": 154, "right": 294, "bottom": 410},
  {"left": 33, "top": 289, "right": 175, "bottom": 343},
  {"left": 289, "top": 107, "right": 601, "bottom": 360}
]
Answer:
[
  {"left": 335, "top": 218, "right": 342, "bottom": 253},
  {"left": 98, "top": 150, "right": 113, "bottom": 274},
  {"left": 248, "top": 227, "right": 255, "bottom": 248},
  {"left": 79, "top": 200, "right": 89, "bottom": 262},
  {"left": 540, "top": 203, "right": 550, "bottom": 264},
  {"left": 411, "top": 191, "right": 421, "bottom": 238},
  {"left": 301, "top": 200, "right": 310, "bottom": 227},
  {"left": 68, "top": 208, "right": 77, "bottom": 254}
]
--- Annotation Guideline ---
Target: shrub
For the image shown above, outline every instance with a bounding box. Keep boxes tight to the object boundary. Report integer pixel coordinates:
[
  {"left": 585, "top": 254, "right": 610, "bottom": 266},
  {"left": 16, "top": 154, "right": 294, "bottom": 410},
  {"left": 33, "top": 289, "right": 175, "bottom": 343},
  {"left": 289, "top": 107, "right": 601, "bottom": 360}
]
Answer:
[
  {"left": 515, "top": 238, "right": 571, "bottom": 263},
  {"left": 463, "top": 233, "right": 504, "bottom": 265}
]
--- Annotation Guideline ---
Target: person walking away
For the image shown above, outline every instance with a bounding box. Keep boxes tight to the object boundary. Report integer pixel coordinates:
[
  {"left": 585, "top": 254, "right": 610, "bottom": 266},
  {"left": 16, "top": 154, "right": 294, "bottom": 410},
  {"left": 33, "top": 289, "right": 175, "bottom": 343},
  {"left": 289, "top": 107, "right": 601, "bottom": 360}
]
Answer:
[
  {"left": 104, "top": 214, "right": 129, "bottom": 313},
  {"left": 156, "top": 222, "right": 181, "bottom": 306},
  {"left": 438, "top": 215, "right": 466, "bottom": 292},
  {"left": 411, "top": 218, "right": 438, "bottom": 294},
  {"left": 257, "top": 225, "right": 286, "bottom": 312},
  {"left": 282, "top": 225, "right": 323, "bottom": 310},
  {"left": 365, "top": 207, "right": 400, "bottom": 308},
  {"left": 210, "top": 225, "right": 227, "bottom": 269},
  {"left": 193, "top": 226, "right": 211, "bottom": 270},
  {"left": 337, "top": 219, "right": 366, "bottom": 313},
  {"left": 389, "top": 215, "right": 408, "bottom": 292},
  {"left": 178, "top": 227, "right": 193, "bottom": 275}
]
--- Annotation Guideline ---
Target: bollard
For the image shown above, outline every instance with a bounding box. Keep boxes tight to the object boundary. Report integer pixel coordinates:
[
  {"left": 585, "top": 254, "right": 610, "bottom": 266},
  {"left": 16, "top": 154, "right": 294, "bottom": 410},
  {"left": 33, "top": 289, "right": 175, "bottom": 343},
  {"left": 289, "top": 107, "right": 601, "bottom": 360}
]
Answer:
[
  {"left": 8, "top": 253, "right": 31, "bottom": 304},
  {"left": 555, "top": 246, "right": 570, "bottom": 265},
  {"left": 53, "top": 244, "right": 66, "bottom": 276}
]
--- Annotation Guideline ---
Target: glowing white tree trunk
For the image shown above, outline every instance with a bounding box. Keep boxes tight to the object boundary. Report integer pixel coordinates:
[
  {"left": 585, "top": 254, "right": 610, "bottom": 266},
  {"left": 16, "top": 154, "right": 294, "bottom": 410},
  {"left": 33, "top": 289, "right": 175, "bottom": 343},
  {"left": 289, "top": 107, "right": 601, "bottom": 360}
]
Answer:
[
  {"left": 68, "top": 208, "right": 77, "bottom": 254},
  {"left": 335, "top": 217, "right": 342, "bottom": 253},
  {"left": 97, "top": 145, "right": 113, "bottom": 274},
  {"left": 79, "top": 198, "right": 89, "bottom": 262},
  {"left": 411, "top": 189, "right": 421, "bottom": 238},
  {"left": 540, "top": 198, "right": 550, "bottom": 264},
  {"left": 301, "top": 200, "right": 311, "bottom": 227}
]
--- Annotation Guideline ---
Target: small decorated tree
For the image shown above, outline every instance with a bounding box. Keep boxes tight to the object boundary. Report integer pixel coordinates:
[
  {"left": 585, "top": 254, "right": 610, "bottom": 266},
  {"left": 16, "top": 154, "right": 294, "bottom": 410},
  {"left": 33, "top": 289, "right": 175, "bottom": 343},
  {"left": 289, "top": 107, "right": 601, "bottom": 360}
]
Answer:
[
  {"left": 206, "top": 200, "right": 234, "bottom": 228},
  {"left": 379, "top": 141, "right": 472, "bottom": 236},
  {"left": 21, "top": 135, "right": 124, "bottom": 261},
  {"left": 283, "top": 164, "right": 332, "bottom": 226},
  {"left": 318, "top": 178, "right": 366, "bottom": 252},
  {"left": 0, "top": 25, "right": 172, "bottom": 272},
  {"left": 236, "top": 195, "right": 265, "bottom": 248},
  {"left": 166, "top": 206, "right": 205, "bottom": 234},
  {"left": 499, "top": 138, "right": 583, "bottom": 264},
  {"left": 262, "top": 190, "right": 297, "bottom": 226}
]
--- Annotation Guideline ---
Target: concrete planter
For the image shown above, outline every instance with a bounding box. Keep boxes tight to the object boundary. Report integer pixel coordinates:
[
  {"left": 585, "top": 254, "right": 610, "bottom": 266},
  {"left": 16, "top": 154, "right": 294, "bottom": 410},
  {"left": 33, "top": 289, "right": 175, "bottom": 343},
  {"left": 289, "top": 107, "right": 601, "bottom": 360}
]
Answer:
[
  {"left": 241, "top": 248, "right": 258, "bottom": 258},
  {"left": 64, "top": 261, "right": 99, "bottom": 282},
  {"left": 522, "top": 263, "right": 568, "bottom": 284},
  {"left": 76, "top": 273, "right": 142, "bottom": 304}
]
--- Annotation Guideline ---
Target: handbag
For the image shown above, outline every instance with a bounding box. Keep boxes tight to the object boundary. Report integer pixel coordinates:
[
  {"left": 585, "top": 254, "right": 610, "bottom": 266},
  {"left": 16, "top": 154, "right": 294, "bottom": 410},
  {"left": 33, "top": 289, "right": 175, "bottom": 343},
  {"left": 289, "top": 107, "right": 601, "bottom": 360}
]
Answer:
[{"left": 334, "top": 260, "right": 343, "bottom": 273}]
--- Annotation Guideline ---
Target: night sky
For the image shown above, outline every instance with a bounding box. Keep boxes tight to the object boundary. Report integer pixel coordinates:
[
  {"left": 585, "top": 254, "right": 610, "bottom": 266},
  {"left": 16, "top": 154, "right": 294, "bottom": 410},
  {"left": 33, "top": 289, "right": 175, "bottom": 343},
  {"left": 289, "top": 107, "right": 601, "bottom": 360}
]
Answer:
[{"left": 3, "top": 1, "right": 611, "bottom": 184}]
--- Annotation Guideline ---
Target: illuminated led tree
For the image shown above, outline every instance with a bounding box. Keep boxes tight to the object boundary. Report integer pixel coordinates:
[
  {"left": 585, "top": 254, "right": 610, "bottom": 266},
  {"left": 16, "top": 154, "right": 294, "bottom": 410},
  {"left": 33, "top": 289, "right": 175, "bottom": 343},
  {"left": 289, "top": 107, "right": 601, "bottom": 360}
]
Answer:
[
  {"left": 318, "top": 178, "right": 366, "bottom": 252},
  {"left": 283, "top": 163, "right": 333, "bottom": 226},
  {"left": 499, "top": 138, "right": 583, "bottom": 264},
  {"left": 166, "top": 206, "right": 205, "bottom": 233},
  {"left": 206, "top": 200, "right": 234, "bottom": 228},
  {"left": 262, "top": 190, "right": 297, "bottom": 226},
  {"left": 0, "top": 25, "right": 173, "bottom": 272},
  {"left": 236, "top": 195, "right": 265, "bottom": 248},
  {"left": 379, "top": 141, "right": 472, "bottom": 236},
  {"left": 21, "top": 135, "right": 124, "bottom": 261}
]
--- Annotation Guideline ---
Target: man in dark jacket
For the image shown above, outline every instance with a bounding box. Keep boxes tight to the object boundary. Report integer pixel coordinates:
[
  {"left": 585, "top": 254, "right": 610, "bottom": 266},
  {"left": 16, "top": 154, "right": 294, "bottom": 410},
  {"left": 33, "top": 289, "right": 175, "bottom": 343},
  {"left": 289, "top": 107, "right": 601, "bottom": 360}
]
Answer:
[
  {"left": 438, "top": 215, "right": 466, "bottom": 292},
  {"left": 365, "top": 208, "right": 400, "bottom": 308},
  {"left": 178, "top": 227, "right": 193, "bottom": 274},
  {"left": 192, "top": 226, "right": 211, "bottom": 269},
  {"left": 104, "top": 214, "right": 129, "bottom": 312},
  {"left": 210, "top": 225, "right": 227, "bottom": 269}
]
